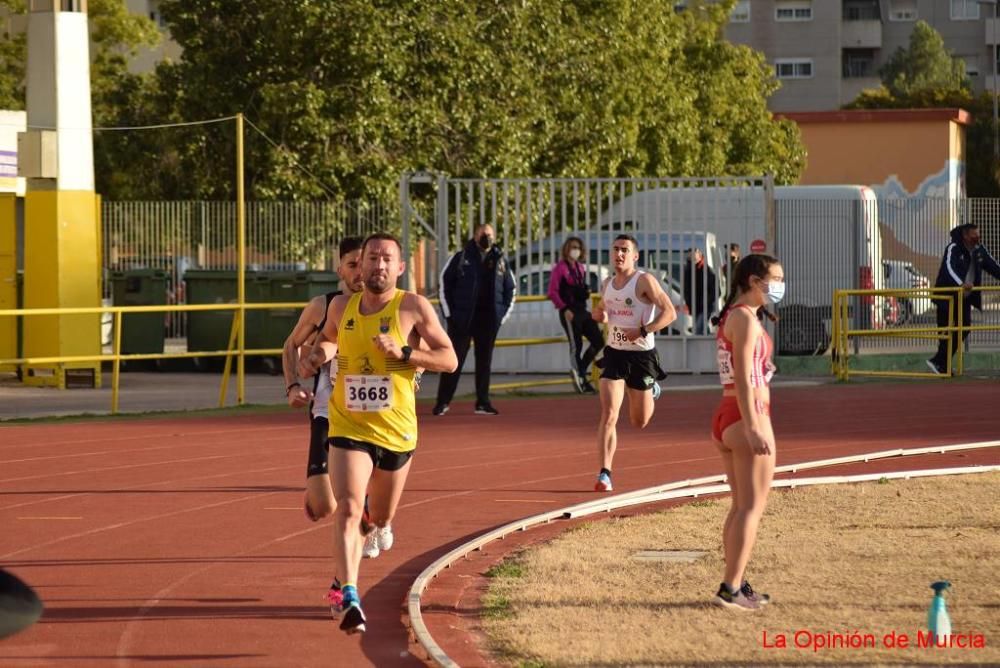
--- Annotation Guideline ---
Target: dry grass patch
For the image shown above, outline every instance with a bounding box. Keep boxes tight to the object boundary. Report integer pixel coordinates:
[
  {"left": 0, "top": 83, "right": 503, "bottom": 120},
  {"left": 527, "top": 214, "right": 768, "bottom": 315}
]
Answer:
[{"left": 483, "top": 472, "right": 1000, "bottom": 666}]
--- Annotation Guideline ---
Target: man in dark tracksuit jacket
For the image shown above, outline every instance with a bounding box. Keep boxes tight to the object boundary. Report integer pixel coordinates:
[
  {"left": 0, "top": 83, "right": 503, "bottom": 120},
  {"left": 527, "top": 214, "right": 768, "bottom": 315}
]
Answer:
[
  {"left": 928, "top": 223, "right": 1000, "bottom": 374},
  {"left": 434, "top": 224, "right": 516, "bottom": 415}
]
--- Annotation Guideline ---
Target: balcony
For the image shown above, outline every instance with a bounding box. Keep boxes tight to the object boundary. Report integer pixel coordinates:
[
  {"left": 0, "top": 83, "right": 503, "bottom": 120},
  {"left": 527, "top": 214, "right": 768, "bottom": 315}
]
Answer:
[
  {"left": 842, "top": 19, "right": 882, "bottom": 48},
  {"left": 987, "top": 17, "right": 1000, "bottom": 46}
]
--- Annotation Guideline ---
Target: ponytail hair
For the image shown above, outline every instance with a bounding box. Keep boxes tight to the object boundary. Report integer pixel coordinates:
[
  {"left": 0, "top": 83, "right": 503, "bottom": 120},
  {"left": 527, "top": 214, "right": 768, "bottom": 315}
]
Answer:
[{"left": 710, "top": 253, "right": 781, "bottom": 327}]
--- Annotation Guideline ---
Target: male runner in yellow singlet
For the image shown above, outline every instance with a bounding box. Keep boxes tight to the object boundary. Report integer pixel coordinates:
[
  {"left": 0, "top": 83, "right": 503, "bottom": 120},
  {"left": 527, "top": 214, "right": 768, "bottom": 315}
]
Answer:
[{"left": 302, "top": 232, "right": 457, "bottom": 634}]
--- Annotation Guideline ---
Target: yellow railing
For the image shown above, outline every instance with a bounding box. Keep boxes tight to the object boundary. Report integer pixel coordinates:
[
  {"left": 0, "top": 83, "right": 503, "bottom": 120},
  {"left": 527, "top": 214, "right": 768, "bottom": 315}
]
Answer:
[
  {"left": 0, "top": 294, "right": 576, "bottom": 414},
  {"left": 831, "top": 286, "right": 1000, "bottom": 381}
]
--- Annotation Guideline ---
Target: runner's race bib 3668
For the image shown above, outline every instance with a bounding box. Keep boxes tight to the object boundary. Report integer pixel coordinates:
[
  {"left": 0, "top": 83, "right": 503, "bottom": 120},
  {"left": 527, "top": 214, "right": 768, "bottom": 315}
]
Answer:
[{"left": 344, "top": 375, "right": 392, "bottom": 411}]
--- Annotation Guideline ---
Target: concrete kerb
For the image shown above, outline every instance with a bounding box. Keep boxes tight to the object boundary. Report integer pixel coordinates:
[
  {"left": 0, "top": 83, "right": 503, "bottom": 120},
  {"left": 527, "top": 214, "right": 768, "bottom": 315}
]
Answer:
[{"left": 406, "top": 440, "right": 1000, "bottom": 668}]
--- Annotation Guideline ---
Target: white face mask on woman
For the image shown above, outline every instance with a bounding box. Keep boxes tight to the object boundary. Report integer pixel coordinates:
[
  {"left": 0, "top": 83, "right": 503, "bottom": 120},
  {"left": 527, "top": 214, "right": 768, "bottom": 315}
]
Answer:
[
  {"left": 568, "top": 248, "right": 581, "bottom": 261},
  {"left": 766, "top": 281, "right": 786, "bottom": 304}
]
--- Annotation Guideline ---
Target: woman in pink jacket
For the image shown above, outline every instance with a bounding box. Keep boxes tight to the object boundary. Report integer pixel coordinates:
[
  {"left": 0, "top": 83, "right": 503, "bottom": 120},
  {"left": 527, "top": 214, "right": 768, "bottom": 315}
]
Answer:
[{"left": 547, "top": 236, "right": 604, "bottom": 393}]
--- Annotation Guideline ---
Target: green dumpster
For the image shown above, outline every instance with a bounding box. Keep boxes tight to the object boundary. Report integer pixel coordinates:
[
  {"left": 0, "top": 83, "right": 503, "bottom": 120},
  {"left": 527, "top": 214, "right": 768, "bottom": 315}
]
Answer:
[
  {"left": 183, "top": 270, "right": 238, "bottom": 355},
  {"left": 245, "top": 271, "right": 339, "bottom": 350},
  {"left": 184, "top": 270, "right": 338, "bottom": 369},
  {"left": 110, "top": 269, "right": 168, "bottom": 354}
]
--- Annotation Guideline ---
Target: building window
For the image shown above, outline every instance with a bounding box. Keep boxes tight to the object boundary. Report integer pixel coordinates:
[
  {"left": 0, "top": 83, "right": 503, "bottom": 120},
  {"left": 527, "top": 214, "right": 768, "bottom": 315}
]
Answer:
[
  {"left": 962, "top": 55, "right": 979, "bottom": 77},
  {"left": 888, "top": 0, "right": 917, "bottom": 21},
  {"left": 950, "top": 0, "right": 980, "bottom": 20},
  {"left": 843, "top": 1, "right": 880, "bottom": 21},
  {"left": 730, "top": 0, "right": 751, "bottom": 22},
  {"left": 775, "top": 0, "right": 812, "bottom": 21},
  {"left": 775, "top": 59, "right": 814, "bottom": 79},
  {"left": 843, "top": 49, "right": 877, "bottom": 78}
]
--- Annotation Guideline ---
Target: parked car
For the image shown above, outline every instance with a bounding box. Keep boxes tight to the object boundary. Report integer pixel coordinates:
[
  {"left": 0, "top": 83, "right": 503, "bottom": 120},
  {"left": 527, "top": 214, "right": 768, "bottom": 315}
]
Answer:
[
  {"left": 882, "top": 260, "right": 932, "bottom": 323},
  {"left": 513, "top": 263, "right": 694, "bottom": 337}
]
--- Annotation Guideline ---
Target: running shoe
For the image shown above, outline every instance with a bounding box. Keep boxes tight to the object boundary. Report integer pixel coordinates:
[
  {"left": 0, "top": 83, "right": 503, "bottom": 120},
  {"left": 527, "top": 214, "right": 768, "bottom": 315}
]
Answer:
[
  {"left": 362, "top": 531, "right": 380, "bottom": 559},
  {"left": 325, "top": 580, "right": 343, "bottom": 615},
  {"left": 569, "top": 367, "right": 585, "bottom": 393},
  {"left": 926, "top": 359, "right": 946, "bottom": 376},
  {"left": 339, "top": 601, "right": 367, "bottom": 634},
  {"left": 594, "top": 471, "right": 613, "bottom": 492},
  {"left": 580, "top": 379, "right": 597, "bottom": 394},
  {"left": 651, "top": 382, "right": 662, "bottom": 400},
  {"left": 741, "top": 580, "right": 770, "bottom": 606},
  {"left": 713, "top": 583, "right": 760, "bottom": 611},
  {"left": 474, "top": 403, "right": 499, "bottom": 415},
  {"left": 432, "top": 402, "right": 449, "bottom": 416},
  {"left": 376, "top": 525, "right": 394, "bottom": 552}
]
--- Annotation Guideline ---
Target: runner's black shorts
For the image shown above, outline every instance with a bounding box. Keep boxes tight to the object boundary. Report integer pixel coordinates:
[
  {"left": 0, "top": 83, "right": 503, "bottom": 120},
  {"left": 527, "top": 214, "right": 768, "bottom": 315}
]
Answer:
[
  {"left": 330, "top": 436, "right": 414, "bottom": 471},
  {"left": 597, "top": 346, "right": 667, "bottom": 391}
]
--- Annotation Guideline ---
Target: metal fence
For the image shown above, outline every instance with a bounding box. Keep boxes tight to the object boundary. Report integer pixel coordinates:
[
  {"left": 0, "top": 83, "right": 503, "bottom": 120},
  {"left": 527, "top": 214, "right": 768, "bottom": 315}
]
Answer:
[
  {"left": 102, "top": 187, "right": 1000, "bottom": 372},
  {"left": 102, "top": 199, "right": 397, "bottom": 337}
]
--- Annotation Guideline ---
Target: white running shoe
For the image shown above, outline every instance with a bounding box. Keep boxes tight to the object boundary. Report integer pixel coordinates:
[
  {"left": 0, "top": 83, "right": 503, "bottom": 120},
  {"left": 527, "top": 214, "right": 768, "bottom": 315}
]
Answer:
[
  {"left": 362, "top": 531, "right": 380, "bottom": 559},
  {"left": 376, "top": 525, "right": 394, "bottom": 552}
]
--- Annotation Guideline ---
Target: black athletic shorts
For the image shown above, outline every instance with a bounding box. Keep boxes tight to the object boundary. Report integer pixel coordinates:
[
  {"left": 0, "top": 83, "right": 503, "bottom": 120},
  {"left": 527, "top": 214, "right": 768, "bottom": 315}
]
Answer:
[
  {"left": 329, "top": 436, "right": 414, "bottom": 472},
  {"left": 598, "top": 346, "right": 667, "bottom": 391}
]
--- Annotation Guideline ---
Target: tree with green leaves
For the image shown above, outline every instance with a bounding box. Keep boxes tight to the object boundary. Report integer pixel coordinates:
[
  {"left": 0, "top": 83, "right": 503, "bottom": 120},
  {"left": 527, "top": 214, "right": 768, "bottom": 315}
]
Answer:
[
  {"left": 92, "top": 0, "right": 803, "bottom": 201},
  {"left": 879, "top": 20, "right": 967, "bottom": 98},
  {"left": 847, "top": 21, "right": 995, "bottom": 196}
]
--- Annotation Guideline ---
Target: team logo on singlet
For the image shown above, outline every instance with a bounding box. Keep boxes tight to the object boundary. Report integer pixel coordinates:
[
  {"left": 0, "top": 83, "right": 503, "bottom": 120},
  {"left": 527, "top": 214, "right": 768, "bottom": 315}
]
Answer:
[
  {"left": 345, "top": 318, "right": 355, "bottom": 330},
  {"left": 379, "top": 316, "right": 392, "bottom": 334},
  {"left": 625, "top": 297, "right": 633, "bottom": 306},
  {"left": 360, "top": 356, "right": 375, "bottom": 375}
]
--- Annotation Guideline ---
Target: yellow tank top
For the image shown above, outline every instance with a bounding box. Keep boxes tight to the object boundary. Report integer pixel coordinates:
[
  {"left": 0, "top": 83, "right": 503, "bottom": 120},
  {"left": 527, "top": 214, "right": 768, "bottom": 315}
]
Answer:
[{"left": 329, "top": 290, "right": 418, "bottom": 452}]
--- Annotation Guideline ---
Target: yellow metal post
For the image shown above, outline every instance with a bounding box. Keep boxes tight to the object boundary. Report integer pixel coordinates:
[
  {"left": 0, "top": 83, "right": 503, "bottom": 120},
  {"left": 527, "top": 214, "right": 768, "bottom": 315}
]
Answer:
[
  {"left": 236, "top": 113, "right": 246, "bottom": 405},
  {"left": 0, "top": 194, "right": 15, "bottom": 372},
  {"left": 956, "top": 288, "right": 965, "bottom": 376},
  {"left": 219, "top": 311, "right": 239, "bottom": 407},
  {"left": 111, "top": 309, "right": 122, "bottom": 414}
]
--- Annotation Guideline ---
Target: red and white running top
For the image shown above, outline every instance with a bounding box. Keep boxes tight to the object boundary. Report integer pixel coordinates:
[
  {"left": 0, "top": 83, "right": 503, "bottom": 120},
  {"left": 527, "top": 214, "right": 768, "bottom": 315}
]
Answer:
[{"left": 716, "top": 304, "right": 775, "bottom": 389}]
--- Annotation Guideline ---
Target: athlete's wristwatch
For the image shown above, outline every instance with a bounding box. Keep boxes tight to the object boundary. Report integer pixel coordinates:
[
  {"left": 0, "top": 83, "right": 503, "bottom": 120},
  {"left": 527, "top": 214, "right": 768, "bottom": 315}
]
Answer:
[
  {"left": 400, "top": 345, "right": 413, "bottom": 362},
  {"left": 639, "top": 325, "right": 648, "bottom": 338}
]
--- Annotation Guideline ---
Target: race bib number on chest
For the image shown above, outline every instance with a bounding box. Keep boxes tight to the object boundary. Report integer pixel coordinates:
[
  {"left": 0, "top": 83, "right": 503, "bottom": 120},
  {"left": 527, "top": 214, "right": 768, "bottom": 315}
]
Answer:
[
  {"left": 610, "top": 326, "right": 631, "bottom": 345},
  {"left": 717, "top": 348, "right": 735, "bottom": 384},
  {"left": 344, "top": 375, "right": 392, "bottom": 411}
]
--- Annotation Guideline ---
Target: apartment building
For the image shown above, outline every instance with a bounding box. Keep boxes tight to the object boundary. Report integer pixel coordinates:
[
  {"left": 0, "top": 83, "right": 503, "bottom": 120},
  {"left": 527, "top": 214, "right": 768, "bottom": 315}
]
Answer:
[{"left": 724, "top": 0, "right": 999, "bottom": 111}]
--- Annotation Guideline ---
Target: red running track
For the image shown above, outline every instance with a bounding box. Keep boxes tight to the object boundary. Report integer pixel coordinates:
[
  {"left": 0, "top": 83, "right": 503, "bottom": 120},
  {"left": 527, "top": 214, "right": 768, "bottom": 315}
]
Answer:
[{"left": 0, "top": 380, "right": 998, "bottom": 667}]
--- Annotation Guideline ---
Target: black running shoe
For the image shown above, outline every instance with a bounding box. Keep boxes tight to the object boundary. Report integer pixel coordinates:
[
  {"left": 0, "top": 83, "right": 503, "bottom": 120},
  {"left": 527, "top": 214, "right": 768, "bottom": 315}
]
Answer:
[
  {"left": 339, "top": 602, "right": 367, "bottom": 634},
  {"left": 713, "top": 582, "right": 760, "bottom": 611},
  {"left": 432, "top": 403, "right": 449, "bottom": 416},
  {"left": 474, "top": 403, "right": 499, "bottom": 416}
]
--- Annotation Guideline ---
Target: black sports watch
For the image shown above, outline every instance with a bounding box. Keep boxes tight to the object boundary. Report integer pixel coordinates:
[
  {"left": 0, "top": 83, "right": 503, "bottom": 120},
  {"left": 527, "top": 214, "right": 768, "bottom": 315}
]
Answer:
[
  {"left": 400, "top": 345, "right": 413, "bottom": 362},
  {"left": 638, "top": 325, "right": 648, "bottom": 338}
]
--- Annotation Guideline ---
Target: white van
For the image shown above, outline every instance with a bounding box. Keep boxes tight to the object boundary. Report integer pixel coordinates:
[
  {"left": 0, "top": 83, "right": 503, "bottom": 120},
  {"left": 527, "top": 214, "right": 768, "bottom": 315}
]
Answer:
[{"left": 597, "top": 185, "right": 884, "bottom": 354}]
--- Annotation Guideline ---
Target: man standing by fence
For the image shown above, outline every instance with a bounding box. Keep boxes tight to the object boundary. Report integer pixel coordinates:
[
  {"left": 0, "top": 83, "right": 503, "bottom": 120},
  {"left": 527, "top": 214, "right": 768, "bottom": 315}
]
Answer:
[
  {"left": 927, "top": 223, "right": 1000, "bottom": 375},
  {"left": 433, "top": 223, "right": 515, "bottom": 416}
]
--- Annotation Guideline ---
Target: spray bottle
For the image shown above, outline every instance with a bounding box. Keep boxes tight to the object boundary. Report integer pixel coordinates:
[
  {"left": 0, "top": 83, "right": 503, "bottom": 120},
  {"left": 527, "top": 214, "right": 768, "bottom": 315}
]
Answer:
[{"left": 927, "top": 581, "right": 952, "bottom": 645}]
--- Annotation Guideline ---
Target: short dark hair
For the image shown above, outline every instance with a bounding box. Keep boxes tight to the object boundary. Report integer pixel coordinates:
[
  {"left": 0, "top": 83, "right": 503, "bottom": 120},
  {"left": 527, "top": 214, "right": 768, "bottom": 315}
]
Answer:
[
  {"left": 339, "top": 236, "right": 363, "bottom": 259},
  {"left": 614, "top": 234, "right": 638, "bottom": 251},
  {"left": 362, "top": 232, "right": 403, "bottom": 257}
]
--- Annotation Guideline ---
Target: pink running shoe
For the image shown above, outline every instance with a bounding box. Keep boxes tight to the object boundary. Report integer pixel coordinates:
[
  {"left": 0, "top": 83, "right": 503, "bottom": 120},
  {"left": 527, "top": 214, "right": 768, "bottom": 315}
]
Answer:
[{"left": 326, "top": 581, "right": 343, "bottom": 616}]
